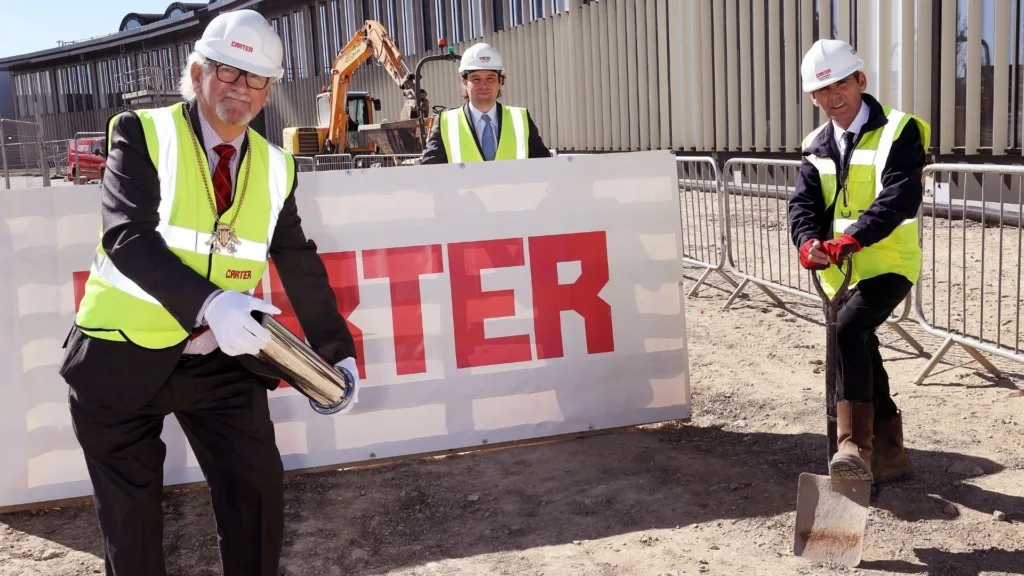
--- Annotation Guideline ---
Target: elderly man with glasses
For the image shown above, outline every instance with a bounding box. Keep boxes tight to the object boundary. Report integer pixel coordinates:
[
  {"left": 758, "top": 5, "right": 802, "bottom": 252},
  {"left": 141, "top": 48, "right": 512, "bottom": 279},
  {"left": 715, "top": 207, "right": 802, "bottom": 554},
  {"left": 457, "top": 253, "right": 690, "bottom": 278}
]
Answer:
[{"left": 59, "top": 10, "right": 360, "bottom": 576}]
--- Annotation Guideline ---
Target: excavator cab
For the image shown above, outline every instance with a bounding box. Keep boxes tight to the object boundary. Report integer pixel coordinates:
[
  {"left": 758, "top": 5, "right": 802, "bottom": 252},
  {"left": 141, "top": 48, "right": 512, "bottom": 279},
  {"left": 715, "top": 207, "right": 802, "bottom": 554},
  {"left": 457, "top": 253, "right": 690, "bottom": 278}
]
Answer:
[
  {"left": 317, "top": 90, "right": 381, "bottom": 153},
  {"left": 283, "top": 90, "right": 381, "bottom": 157}
]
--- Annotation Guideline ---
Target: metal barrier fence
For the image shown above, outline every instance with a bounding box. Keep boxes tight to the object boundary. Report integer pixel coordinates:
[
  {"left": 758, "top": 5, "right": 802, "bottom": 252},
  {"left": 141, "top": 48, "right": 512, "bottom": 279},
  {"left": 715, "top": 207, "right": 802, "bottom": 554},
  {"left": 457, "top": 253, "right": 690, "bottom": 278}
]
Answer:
[
  {"left": 913, "top": 164, "right": 1024, "bottom": 385},
  {"left": 70, "top": 131, "right": 107, "bottom": 185},
  {"left": 715, "top": 158, "right": 924, "bottom": 354},
  {"left": 676, "top": 156, "right": 735, "bottom": 296},
  {"left": 720, "top": 159, "right": 805, "bottom": 308},
  {"left": 44, "top": 139, "right": 70, "bottom": 178},
  {"left": 294, "top": 156, "right": 314, "bottom": 173},
  {"left": 313, "top": 154, "right": 354, "bottom": 171},
  {"left": 0, "top": 119, "right": 51, "bottom": 189},
  {"left": 352, "top": 154, "right": 422, "bottom": 169}
]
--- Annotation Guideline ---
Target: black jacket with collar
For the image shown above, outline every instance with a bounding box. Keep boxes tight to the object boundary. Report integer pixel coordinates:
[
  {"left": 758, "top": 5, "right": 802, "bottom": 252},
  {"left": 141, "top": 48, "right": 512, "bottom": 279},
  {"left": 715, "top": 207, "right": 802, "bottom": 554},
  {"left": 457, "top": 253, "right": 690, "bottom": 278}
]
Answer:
[
  {"left": 788, "top": 92, "right": 927, "bottom": 251},
  {"left": 59, "top": 99, "right": 357, "bottom": 410},
  {"left": 419, "top": 102, "right": 551, "bottom": 164}
]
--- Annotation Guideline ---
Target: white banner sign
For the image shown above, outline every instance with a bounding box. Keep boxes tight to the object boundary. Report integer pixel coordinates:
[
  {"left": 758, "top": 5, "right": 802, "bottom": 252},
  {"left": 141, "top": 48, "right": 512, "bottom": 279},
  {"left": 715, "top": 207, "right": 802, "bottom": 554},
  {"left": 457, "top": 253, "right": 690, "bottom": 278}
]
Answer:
[{"left": 0, "top": 150, "right": 690, "bottom": 509}]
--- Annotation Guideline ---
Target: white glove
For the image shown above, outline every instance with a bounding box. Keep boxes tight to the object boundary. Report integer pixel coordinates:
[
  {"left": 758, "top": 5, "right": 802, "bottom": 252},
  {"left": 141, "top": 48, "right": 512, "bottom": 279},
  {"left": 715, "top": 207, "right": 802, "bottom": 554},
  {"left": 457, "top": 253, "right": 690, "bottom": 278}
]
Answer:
[
  {"left": 334, "top": 357, "right": 360, "bottom": 414},
  {"left": 203, "top": 291, "right": 281, "bottom": 357}
]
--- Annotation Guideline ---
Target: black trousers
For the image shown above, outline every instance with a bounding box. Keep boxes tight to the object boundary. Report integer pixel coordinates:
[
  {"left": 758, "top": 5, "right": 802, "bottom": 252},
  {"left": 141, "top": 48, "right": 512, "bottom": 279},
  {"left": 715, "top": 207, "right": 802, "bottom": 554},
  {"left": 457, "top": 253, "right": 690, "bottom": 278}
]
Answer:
[
  {"left": 835, "top": 272, "right": 912, "bottom": 417},
  {"left": 69, "top": 351, "right": 284, "bottom": 576}
]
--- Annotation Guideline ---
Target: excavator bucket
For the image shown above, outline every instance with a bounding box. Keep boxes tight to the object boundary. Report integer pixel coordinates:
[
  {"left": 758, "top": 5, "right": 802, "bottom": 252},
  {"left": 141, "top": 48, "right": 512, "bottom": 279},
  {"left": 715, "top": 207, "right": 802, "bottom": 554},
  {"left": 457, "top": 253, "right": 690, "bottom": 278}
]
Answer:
[
  {"left": 358, "top": 118, "right": 433, "bottom": 155},
  {"left": 793, "top": 473, "right": 871, "bottom": 567}
]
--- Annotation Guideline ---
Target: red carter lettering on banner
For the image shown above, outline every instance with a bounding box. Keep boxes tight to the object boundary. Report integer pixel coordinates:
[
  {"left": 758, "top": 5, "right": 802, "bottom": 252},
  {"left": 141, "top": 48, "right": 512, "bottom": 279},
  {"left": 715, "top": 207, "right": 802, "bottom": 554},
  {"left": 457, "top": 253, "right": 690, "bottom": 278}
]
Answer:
[{"left": 72, "top": 231, "right": 614, "bottom": 380}]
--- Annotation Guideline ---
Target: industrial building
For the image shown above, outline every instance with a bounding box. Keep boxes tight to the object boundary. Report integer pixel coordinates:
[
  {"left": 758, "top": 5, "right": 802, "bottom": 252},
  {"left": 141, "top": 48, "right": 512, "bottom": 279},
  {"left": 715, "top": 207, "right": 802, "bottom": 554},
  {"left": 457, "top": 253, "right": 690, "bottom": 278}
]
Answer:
[{"left": 0, "top": 0, "right": 1018, "bottom": 160}]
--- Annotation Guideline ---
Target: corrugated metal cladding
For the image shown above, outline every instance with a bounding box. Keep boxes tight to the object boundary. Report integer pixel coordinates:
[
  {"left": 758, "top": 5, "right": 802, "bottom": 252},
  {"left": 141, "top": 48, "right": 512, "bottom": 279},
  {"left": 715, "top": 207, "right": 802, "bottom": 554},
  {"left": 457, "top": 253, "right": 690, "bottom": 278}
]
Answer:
[{"left": 5, "top": 0, "right": 1024, "bottom": 156}]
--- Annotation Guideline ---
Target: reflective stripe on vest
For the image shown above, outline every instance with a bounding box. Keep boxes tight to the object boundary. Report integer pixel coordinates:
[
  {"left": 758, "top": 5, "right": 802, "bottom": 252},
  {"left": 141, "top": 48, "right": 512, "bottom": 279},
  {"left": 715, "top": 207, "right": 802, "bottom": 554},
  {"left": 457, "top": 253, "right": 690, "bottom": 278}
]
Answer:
[
  {"left": 800, "top": 105, "right": 931, "bottom": 297},
  {"left": 148, "top": 105, "right": 287, "bottom": 262},
  {"left": 75, "top": 102, "right": 294, "bottom": 348},
  {"left": 439, "top": 106, "right": 528, "bottom": 163}
]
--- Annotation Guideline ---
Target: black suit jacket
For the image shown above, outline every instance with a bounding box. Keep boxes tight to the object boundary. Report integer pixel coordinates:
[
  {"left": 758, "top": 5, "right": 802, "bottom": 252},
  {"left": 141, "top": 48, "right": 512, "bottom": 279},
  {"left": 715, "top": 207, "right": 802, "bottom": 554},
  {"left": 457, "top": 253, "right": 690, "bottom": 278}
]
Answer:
[
  {"left": 788, "top": 93, "right": 926, "bottom": 251},
  {"left": 59, "top": 100, "right": 357, "bottom": 410},
  {"left": 419, "top": 103, "right": 551, "bottom": 165}
]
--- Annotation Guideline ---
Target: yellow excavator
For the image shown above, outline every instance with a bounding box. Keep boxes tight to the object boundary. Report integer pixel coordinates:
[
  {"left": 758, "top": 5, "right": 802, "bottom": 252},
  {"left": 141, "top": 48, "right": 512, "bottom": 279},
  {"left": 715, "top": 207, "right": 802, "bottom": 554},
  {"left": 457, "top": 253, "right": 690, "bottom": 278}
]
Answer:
[{"left": 282, "top": 20, "right": 430, "bottom": 156}]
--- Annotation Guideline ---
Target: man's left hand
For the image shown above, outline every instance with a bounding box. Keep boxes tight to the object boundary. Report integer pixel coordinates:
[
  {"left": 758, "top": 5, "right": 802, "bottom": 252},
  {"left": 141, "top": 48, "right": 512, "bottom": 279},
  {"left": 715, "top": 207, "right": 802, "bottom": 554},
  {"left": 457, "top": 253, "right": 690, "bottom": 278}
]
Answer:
[
  {"left": 333, "top": 357, "right": 360, "bottom": 414},
  {"left": 822, "top": 234, "right": 861, "bottom": 264}
]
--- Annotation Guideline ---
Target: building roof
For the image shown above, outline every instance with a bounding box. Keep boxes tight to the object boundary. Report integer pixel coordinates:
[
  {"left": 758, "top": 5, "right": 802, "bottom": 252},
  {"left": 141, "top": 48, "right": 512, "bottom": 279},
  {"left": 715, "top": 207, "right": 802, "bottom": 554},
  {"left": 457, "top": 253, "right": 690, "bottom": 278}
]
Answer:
[
  {"left": 165, "top": 2, "right": 209, "bottom": 19},
  {"left": 0, "top": 0, "right": 258, "bottom": 71},
  {"left": 119, "top": 13, "right": 168, "bottom": 32},
  {"left": 119, "top": 2, "right": 208, "bottom": 30}
]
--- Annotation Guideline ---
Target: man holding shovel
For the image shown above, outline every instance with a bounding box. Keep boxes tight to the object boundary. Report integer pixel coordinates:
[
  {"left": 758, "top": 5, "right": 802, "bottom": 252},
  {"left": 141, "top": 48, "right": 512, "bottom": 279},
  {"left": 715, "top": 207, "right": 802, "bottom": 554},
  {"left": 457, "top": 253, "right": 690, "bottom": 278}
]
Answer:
[{"left": 789, "top": 39, "right": 931, "bottom": 484}]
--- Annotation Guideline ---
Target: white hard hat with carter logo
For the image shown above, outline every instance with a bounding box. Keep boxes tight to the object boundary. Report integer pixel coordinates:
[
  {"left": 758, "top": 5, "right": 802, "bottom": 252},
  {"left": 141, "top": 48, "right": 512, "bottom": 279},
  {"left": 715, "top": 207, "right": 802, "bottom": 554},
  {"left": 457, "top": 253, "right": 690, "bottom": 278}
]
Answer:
[
  {"left": 800, "top": 39, "right": 864, "bottom": 93},
  {"left": 459, "top": 43, "right": 504, "bottom": 75},
  {"left": 195, "top": 9, "right": 285, "bottom": 79}
]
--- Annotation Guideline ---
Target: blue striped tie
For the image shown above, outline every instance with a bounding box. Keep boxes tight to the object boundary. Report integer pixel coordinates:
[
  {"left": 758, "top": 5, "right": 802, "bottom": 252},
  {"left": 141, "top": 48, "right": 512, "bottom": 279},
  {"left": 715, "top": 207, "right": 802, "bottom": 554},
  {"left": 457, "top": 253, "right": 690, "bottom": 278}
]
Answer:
[{"left": 481, "top": 114, "right": 496, "bottom": 161}]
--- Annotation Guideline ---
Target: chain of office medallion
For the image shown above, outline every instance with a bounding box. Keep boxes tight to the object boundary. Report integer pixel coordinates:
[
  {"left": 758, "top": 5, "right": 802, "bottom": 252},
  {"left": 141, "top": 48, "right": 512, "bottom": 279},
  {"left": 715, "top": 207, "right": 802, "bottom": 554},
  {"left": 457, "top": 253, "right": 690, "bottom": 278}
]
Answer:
[{"left": 182, "top": 105, "right": 252, "bottom": 228}]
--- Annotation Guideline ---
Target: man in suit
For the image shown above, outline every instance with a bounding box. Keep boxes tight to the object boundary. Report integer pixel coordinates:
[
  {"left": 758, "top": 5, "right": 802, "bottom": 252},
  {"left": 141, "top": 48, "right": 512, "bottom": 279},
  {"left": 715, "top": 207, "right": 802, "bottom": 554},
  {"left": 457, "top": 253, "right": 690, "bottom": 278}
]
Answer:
[
  {"left": 789, "top": 39, "right": 929, "bottom": 485},
  {"left": 419, "top": 42, "right": 550, "bottom": 164},
  {"left": 59, "top": 10, "right": 360, "bottom": 576}
]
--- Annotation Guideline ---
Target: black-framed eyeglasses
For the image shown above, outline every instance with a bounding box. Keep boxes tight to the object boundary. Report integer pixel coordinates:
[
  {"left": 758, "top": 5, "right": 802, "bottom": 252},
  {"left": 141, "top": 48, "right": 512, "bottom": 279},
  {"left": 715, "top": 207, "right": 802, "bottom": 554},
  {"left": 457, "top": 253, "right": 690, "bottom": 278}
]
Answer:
[{"left": 211, "top": 61, "right": 270, "bottom": 90}]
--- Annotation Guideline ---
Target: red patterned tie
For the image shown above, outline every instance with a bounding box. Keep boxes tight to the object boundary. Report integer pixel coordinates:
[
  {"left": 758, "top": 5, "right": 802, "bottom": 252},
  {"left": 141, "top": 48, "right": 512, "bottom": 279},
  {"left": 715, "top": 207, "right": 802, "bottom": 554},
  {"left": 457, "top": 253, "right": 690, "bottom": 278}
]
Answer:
[{"left": 212, "top": 144, "right": 235, "bottom": 215}]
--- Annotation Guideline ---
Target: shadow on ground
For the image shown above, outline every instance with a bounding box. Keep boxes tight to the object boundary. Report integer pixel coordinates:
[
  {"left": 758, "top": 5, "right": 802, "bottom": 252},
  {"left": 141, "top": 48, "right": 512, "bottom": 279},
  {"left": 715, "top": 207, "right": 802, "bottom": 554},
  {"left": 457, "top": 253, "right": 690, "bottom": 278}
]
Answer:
[
  {"left": 2, "top": 422, "right": 1021, "bottom": 575},
  {"left": 860, "top": 548, "right": 1024, "bottom": 576}
]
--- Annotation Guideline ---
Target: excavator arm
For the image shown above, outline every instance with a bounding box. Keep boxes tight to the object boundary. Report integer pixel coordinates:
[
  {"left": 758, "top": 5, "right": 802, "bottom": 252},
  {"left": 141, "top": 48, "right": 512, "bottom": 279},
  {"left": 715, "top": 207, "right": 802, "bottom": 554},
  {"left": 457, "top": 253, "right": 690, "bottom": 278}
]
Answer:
[{"left": 325, "top": 20, "right": 415, "bottom": 152}]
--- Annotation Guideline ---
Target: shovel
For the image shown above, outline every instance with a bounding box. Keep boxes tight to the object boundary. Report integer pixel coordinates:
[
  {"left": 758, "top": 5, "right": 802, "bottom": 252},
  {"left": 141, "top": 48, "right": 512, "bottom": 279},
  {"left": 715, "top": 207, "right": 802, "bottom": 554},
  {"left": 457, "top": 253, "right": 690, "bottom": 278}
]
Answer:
[{"left": 793, "top": 255, "right": 872, "bottom": 568}]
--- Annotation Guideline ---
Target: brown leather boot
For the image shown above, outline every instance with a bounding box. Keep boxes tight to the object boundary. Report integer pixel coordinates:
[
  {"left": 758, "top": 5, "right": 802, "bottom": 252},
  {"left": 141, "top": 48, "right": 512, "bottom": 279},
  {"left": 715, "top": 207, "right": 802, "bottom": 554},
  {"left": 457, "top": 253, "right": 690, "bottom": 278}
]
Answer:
[
  {"left": 871, "top": 412, "right": 911, "bottom": 484},
  {"left": 829, "top": 401, "right": 874, "bottom": 481}
]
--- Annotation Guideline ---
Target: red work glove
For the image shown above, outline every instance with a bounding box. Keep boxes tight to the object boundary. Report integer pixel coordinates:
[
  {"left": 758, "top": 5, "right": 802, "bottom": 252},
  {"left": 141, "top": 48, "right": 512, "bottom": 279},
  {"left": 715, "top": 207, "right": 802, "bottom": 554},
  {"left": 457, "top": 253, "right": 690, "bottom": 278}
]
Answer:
[
  {"left": 821, "top": 234, "right": 861, "bottom": 264},
  {"left": 799, "top": 239, "right": 829, "bottom": 270}
]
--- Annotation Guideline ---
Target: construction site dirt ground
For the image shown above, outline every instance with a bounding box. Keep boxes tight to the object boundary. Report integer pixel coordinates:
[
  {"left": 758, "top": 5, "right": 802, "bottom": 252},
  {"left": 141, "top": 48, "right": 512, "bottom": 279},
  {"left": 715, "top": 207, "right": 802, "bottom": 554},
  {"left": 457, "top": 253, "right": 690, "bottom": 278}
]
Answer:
[{"left": 1, "top": 266, "right": 1022, "bottom": 576}]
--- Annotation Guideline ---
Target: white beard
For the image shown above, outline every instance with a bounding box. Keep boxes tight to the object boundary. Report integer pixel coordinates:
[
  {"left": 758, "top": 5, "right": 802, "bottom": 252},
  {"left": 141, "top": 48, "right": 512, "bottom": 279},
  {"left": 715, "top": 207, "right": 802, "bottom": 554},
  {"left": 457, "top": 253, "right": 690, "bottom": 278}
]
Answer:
[{"left": 216, "top": 95, "right": 254, "bottom": 126}]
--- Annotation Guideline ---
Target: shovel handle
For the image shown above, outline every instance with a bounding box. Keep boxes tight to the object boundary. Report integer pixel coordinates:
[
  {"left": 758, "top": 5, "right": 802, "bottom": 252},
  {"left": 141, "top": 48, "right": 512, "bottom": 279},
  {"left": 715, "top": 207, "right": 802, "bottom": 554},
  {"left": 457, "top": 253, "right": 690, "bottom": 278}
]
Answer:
[
  {"left": 812, "top": 256, "right": 853, "bottom": 469},
  {"left": 810, "top": 255, "right": 854, "bottom": 314}
]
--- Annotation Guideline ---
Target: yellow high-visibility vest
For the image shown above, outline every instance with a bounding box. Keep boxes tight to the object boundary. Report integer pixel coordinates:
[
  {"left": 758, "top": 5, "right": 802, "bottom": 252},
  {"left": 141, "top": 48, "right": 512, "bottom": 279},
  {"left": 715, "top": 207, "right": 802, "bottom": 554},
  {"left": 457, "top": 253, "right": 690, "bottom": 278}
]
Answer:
[
  {"left": 438, "top": 105, "right": 529, "bottom": 162},
  {"left": 801, "top": 105, "right": 931, "bottom": 297},
  {"left": 75, "top": 102, "right": 295, "bottom": 348}
]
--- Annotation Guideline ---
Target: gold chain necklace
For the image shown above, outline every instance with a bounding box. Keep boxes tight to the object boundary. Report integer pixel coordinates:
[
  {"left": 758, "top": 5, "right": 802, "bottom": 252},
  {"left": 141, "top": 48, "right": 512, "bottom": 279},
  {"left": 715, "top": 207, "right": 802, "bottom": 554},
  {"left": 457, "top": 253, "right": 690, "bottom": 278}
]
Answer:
[{"left": 182, "top": 105, "right": 252, "bottom": 255}]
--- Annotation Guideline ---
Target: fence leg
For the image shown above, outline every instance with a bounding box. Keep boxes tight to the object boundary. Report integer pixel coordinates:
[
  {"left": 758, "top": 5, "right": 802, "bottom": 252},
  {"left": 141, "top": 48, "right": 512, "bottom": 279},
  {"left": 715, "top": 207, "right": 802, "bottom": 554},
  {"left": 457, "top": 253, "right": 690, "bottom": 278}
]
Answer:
[
  {"left": 686, "top": 268, "right": 715, "bottom": 297},
  {"left": 913, "top": 336, "right": 955, "bottom": 385},
  {"left": 885, "top": 322, "right": 925, "bottom": 355},
  {"left": 752, "top": 282, "right": 787, "bottom": 308},
  {"left": 37, "top": 138, "right": 50, "bottom": 187},
  {"left": 686, "top": 265, "right": 738, "bottom": 298},
  {"left": 0, "top": 122, "right": 9, "bottom": 189},
  {"left": 722, "top": 278, "right": 750, "bottom": 310},
  {"left": 716, "top": 269, "right": 738, "bottom": 286},
  {"left": 958, "top": 342, "right": 1003, "bottom": 379}
]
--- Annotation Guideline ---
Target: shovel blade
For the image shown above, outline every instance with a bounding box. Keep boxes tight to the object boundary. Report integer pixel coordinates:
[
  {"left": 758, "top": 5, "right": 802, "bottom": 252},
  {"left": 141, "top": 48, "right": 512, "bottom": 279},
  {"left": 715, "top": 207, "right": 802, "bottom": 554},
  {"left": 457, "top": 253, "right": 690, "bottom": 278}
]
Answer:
[{"left": 793, "top": 472, "right": 871, "bottom": 568}]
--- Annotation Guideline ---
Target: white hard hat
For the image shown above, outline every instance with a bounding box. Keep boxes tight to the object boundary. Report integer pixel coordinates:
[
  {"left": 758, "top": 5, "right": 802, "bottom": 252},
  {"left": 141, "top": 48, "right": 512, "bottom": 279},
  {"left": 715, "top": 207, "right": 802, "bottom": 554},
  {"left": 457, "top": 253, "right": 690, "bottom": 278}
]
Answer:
[
  {"left": 800, "top": 39, "right": 864, "bottom": 92},
  {"left": 195, "top": 10, "right": 284, "bottom": 79},
  {"left": 459, "top": 43, "right": 503, "bottom": 75}
]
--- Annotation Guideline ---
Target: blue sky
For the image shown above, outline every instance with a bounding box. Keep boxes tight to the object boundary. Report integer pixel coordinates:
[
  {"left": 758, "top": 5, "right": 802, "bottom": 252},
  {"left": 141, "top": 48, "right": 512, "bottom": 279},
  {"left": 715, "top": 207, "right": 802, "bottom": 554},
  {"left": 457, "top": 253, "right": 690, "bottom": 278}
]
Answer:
[
  {"left": 0, "top": 1, "right": 1005, "bottom": 62},
  {"left": 0, "top": 1, "right": 176, "bottom": 59}
]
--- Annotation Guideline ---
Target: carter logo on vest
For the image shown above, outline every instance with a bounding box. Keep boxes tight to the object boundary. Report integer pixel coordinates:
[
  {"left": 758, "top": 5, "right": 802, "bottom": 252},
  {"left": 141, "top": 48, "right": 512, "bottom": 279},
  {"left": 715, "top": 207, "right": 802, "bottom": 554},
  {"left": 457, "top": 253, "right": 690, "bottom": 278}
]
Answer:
[{"left": 225, "top": 269, "right": 253, "bottom": 280}]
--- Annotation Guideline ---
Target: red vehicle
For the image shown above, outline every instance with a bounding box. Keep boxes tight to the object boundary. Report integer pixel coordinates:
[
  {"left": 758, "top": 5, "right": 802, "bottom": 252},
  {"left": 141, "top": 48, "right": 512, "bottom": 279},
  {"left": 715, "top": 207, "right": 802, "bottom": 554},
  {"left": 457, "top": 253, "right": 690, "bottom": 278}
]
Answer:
[{"left": 66, "top": 137, "right": 106, "bottom": 184}]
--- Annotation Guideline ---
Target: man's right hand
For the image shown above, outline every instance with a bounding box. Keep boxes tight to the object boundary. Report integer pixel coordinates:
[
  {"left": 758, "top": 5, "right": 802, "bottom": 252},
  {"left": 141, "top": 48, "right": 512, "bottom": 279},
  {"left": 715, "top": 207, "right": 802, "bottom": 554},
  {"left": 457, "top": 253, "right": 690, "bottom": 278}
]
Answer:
[
  {"left": 799, "top": 239, "right": 830, "bottom": 270},
  {"left": 203, "top": 291, "right": 282, "bottom": 356}
]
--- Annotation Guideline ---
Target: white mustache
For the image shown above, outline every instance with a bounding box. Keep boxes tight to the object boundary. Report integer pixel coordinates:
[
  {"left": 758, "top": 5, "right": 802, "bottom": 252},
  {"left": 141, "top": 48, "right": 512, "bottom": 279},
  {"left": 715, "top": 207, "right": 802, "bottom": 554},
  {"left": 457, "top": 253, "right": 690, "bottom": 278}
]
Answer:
[{"left": 223, "top": 92, "right": 252, "bottom": 103}]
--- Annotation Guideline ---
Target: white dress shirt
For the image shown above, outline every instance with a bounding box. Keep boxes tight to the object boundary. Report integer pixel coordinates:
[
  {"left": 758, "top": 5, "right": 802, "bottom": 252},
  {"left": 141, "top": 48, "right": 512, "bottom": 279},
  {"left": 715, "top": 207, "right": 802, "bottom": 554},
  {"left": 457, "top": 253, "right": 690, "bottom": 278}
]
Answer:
[
  {"left": 465, "top": 103, "right": 499, "bottom": 153},
  {"left": 833, "top": 100, "right": 870, "bottom": 158},
  {"left": 184, "top": 106, "right": 248, "bottom": 356},
  {"left": 198, "top": 105, "right": 246, "bottom": 191}
]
